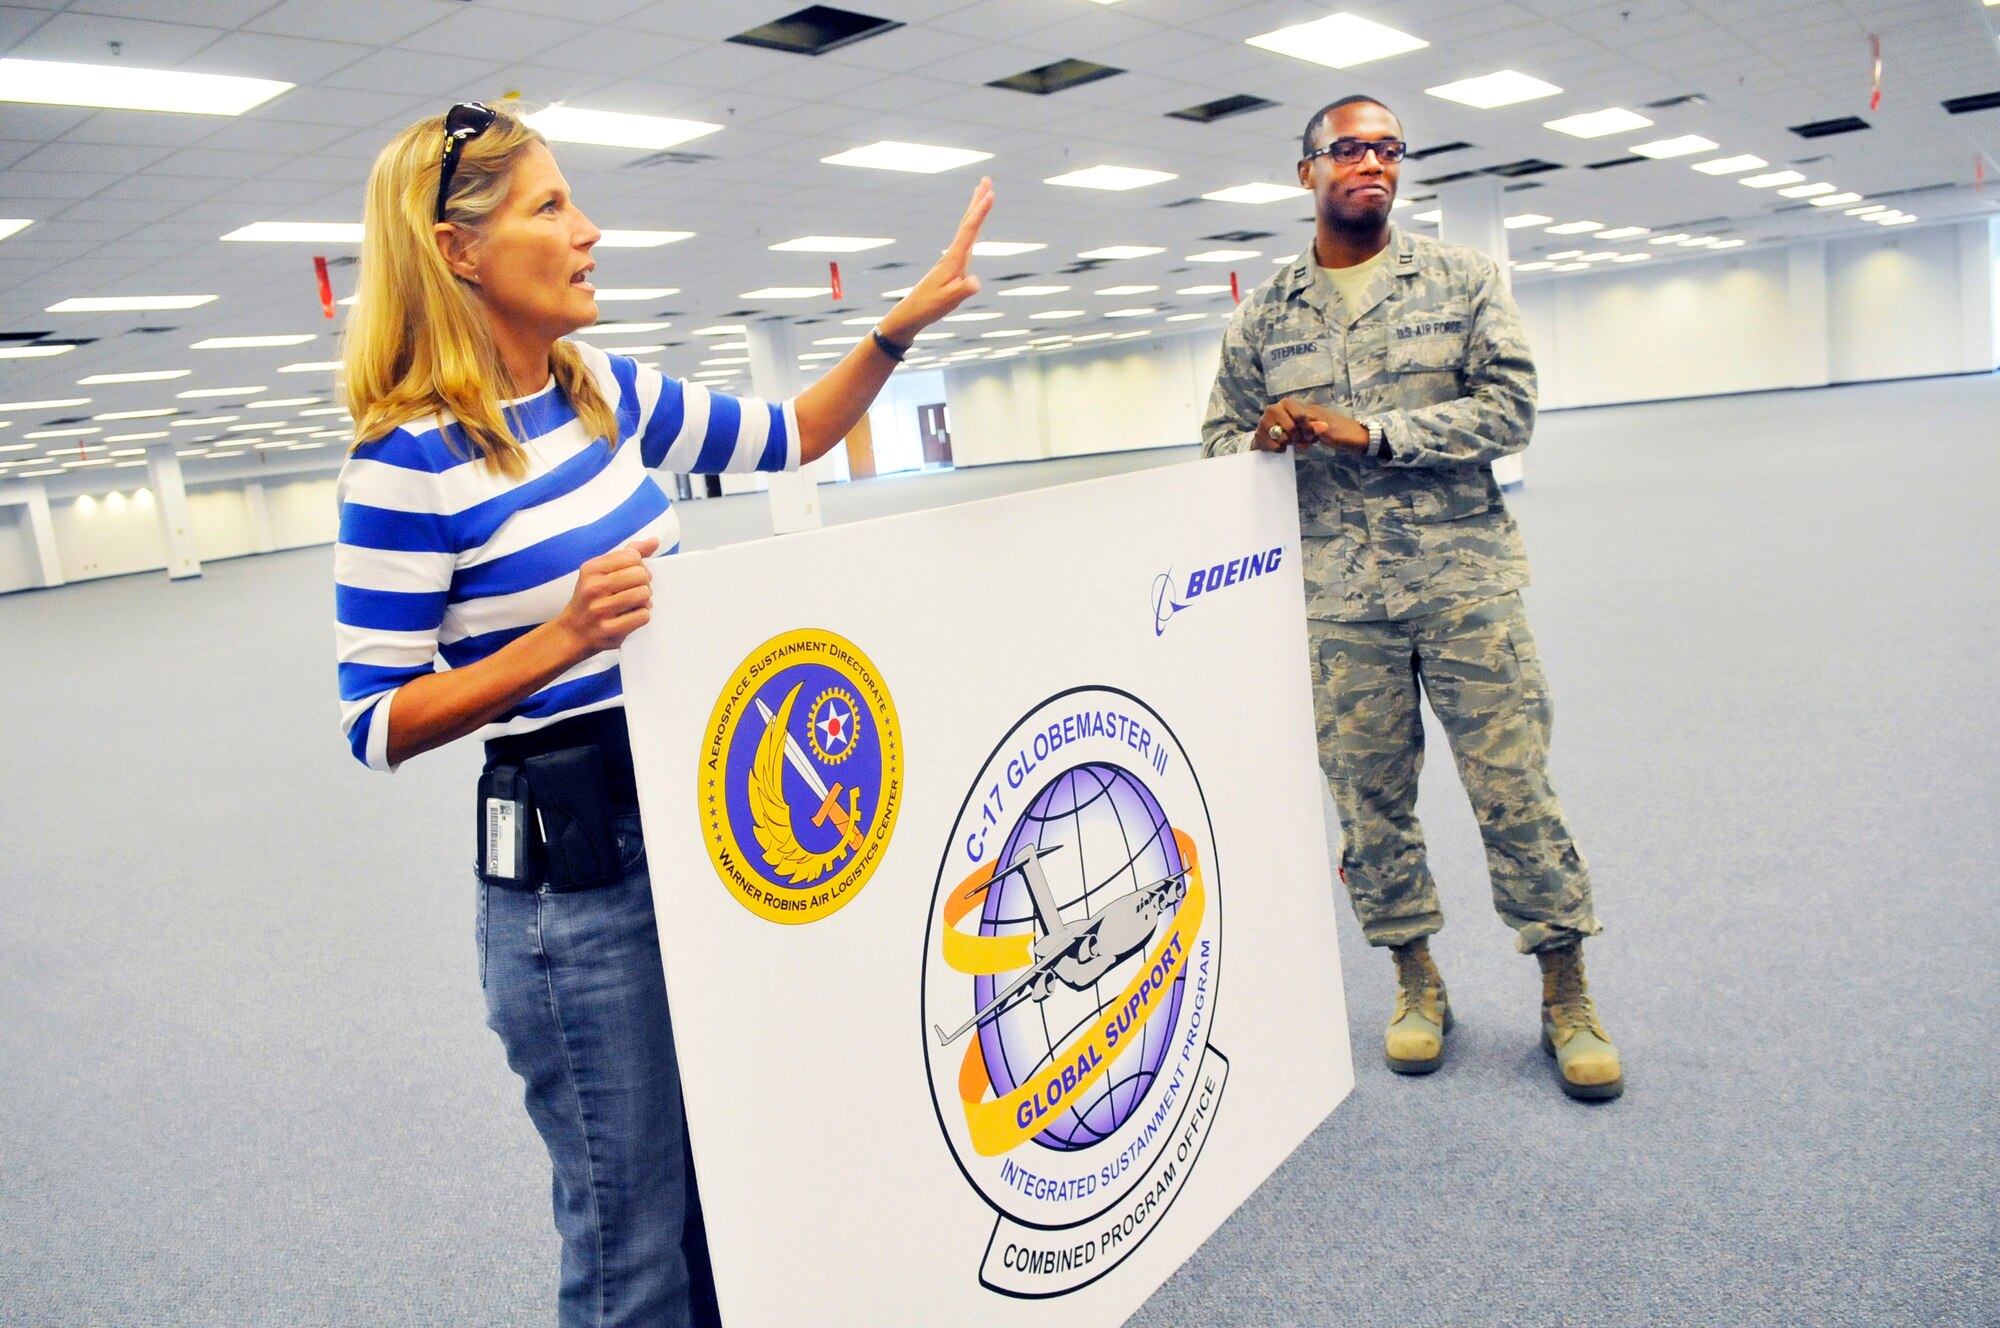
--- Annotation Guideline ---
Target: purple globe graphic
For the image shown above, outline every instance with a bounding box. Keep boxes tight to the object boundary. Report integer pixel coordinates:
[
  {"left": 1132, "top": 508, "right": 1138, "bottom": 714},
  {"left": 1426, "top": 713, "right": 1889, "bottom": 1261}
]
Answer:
[{"left": 975, "top": 763, "right": 1187, "bottom": 1152}]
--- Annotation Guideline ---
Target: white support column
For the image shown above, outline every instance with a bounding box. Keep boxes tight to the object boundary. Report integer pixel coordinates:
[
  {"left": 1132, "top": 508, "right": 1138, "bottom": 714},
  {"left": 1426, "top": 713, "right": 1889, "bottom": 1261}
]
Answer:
[
  {"left": 1787, "top": 240, "right": 1832, "bottom": 389},
  {"left": 745, "top": 319, "right": 824, "bottom": 533},
  {"left": 145, "top": 446, "right": 201, "bottom": 580},
  {"left": 1956, "top": 217, "right": 1999, "bottom": 374},
  {"left": 244, "top": 481, "right": 276, "bottom": 554},
  {"left": 1434, "top": 176, "right": 1523, "bottom": 487},
  {"left": 0, "top": 481, "right": 65, "bottom": 587}
]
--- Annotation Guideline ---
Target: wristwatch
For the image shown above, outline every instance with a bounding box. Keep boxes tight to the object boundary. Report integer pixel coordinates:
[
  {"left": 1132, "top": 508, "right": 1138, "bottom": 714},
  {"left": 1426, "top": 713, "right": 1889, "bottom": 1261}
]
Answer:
[{"left": 1362, "top": 418, "right": 1388, "bottom": 459}]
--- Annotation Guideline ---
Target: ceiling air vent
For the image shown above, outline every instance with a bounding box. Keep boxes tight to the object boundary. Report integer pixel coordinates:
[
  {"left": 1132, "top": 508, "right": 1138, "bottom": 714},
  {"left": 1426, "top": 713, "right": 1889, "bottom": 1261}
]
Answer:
[
  {"left": 1790, "top": 116, "right": 1868, "bottom": 139},
  {"left": 1869, "top": 181, "right": 1955, "bottom": 199},
  {"left": 1405, "top": 141, "right": 1473, "bottom": 161},
  {"left": 0, "top": 330, "right": 51, "bottom": 341},
  {"left": 625, "top": 150, "right": 719, "bottom": 170},
  {"left": 1942, "top": 90, "right": 2000, "bottom": 115},
  {"left": 1585, "top": 155, "right": 1649, "bottom": 170},
  {"left": 730, "top": 7, "right": 901, "bottom": 56},
  {"left": 1503, "top": 181, "right": 1545, "bottom": 193},
  {"left": 1483, "top": 158, "right": 1563, "bottom": 178},
  {"left": 1167, "top": 94, "right": 1276, "bottom": 124},
  {"left": 988, "top": 59, "right": 1123, "bottom": 95},
  {"left": 1202, "top": 230, "right": 1275, "bottom": 243},
  {"left": 1644, "top": 93, "right": 1707, "bottom": 109},
  {"left": 1417, "top": 169, "right": 1481, "bottom": 186}
]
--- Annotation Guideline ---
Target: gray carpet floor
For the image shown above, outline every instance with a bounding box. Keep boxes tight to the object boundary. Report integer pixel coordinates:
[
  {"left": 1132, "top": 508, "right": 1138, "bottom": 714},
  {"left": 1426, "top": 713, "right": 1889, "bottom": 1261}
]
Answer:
[{"left": 2, "top": 374, "right": 1995, "bottom": 1327}]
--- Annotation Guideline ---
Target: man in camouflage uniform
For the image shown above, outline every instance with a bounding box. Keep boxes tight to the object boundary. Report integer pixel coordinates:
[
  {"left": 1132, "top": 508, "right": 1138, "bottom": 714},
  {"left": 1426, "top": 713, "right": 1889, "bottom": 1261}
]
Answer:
[{"left": 1201, "top": 95, "right": 1622, "bottom": 1101}]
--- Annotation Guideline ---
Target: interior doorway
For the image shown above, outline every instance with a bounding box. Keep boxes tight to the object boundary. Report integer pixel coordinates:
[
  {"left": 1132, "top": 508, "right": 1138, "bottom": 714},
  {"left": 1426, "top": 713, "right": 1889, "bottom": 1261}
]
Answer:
[{"left": 917, "top": 402, "right": 952, "bottom": 468}]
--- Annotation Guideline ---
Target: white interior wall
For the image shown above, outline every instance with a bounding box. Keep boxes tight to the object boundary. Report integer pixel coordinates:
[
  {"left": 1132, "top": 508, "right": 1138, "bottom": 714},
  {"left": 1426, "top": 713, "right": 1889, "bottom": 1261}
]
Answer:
[
  {"left": 51, "top": 489, "right": 166, "bottom": 583},
  {"left": 265, "top": 476, "right": 340, "bottom": 549},
  {"left": 190, "top": 487, "right": 258, "bottom": 563},
  {"left": 945, "top": 329, "right": 1224, "bottom": 467},
  {"left": 1515, "top": 217, "right": 1999, "bottom": 409},
  {"left": 863, "top": 368, "right": 945, "bottom": 475}
]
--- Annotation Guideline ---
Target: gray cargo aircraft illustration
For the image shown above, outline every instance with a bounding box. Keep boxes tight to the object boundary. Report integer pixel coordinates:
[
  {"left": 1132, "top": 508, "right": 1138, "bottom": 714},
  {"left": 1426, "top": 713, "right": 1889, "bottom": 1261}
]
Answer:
[{"left": 933, "top": 842, "right": 1190, "bottom": 1046}]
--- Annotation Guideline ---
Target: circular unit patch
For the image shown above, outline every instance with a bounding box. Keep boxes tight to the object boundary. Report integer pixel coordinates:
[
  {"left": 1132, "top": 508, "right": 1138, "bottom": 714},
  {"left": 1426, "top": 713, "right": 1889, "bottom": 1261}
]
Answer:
[{"left": 699, "top": 628, "right": 901, "bottom": 925}]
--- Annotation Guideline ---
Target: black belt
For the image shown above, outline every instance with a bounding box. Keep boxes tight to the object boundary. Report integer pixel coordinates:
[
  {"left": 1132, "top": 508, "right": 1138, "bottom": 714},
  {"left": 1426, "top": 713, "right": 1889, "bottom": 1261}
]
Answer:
[{"left": 483, "top": 708, "right": 638, "bottom": 808}]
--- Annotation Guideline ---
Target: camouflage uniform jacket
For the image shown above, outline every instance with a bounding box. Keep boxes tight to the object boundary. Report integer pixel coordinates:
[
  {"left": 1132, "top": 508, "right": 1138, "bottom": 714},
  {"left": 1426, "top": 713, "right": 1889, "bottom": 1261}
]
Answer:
[{"left": 1201, "top": 225, "right": 1537, "bottom": 621}]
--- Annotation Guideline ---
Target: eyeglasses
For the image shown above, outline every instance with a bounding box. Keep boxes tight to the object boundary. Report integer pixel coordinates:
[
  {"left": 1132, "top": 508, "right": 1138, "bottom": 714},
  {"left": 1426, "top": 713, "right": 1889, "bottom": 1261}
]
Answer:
[
  {"left": 1304, "top": 137, "right": 1407, "bottom": 165},
  {"left": 434, "top": 101, "right": 499, "bottom": 223}
]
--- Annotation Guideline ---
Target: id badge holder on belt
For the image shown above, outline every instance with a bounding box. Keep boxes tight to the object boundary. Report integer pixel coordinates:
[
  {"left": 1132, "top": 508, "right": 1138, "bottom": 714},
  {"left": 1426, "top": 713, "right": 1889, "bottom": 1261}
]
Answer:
[{"left": 477, "top": 764, "right": 536, "bottom": 886}]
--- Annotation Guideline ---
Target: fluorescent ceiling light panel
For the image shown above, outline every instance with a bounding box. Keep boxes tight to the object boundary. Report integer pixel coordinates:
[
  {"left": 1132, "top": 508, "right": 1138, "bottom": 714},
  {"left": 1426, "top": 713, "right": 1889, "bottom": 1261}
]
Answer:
[
  {"left": 941, "top": 312, "right": 1004, "bottom": 322},
  {"left": 1244, "top": 14, "right": 1428, "bottom": 69},
  {"left": 1542, "top": 108, "right": 1652, "bottom": 138},
  {"left": 108, "top": 432, "right": 169, "bottom": 442},
  {"left": 0, "top": 345, "right": 75, "bottom": 359},
  {"left": 593, "top": 288, "right": 679, "bottom": 301},
  {"left": 1095, "top": 285, "right": 1158, "bottom": 295},
  {"left": 1185, "top": 249, "right": 1261, "bottom": 262},
  {"left": 1778, "top": 182, "right": 1836, "bottom": 198},
  {"left": 1809, "top": 192, "right": 1863, "bottom": 207},
  {"left": 1693, "top": 154, "right": 1767, "bottom": 175},
  {"left": 0, "top": 397, "right": 87, "bottom": 411},
  {"left": 1426, "top": 71, "right": 1562, "bottom": 109},
  {"left": 178, "top": 386, "right": 264, "bottom": 398},
  {"left": 596, "top": 230, "right": 693, "bottom": 248},
  {"left": 1177, "top": 285, "right": 1232, "bottom": 295},
  {"left": 48, "top": 295, "right": 217, "bottom": 313},
  {"left": 1740, "top": 170, "right": 1805, "bottom": 188},
  {"left": 93, "top": 409, "right": 175, "bottom": 420},
  {"left": 770, "top": 235, "right": 894, "bottom": 253},
  {"left": 220, "top": 222, "right": 361, "bottom": 243},
  {"left": 1077, "top": 246, "right": 1164, "bottom": 260},
  {"left": 172, "top": 415, "right": 235, "bottom": 427},
  {"left": 1000, "top": 285, "right": 1070, "bottom": 296},
  {"left": 26, "top": 427, "right": 98, "bottom": 438},
  {"left": 1552, "top": 263, "right": 1588, "bottom": 272},
  {"left": 1504, "top": 213, "right": 1554, "bottom": 229},
  {"left": 79, "top": 370, "right": 189, "bottom": 384},
  {"left": 970, "top": 242, "right": 1046, "bottom": 258},
  {"left": 1845, "top": 205, "right": 1887, "bottom": 216},
  {"left": 1104, "top": 308, "right": 1154, "bottom": 318},
  {"left": 820, "top": 141, "right": 992, "bottom": 174},
  {"left": 278, "top": 361, "right": 339, "bottom": 373},
  {"left": 1028, "top": 310, "right": 1085, "bottom": 320},
  {"left": 0, "top": 58, "right": 291, "bottom": 116},
  {"left": 245, "top": 397, "right": 319, "bottom": 409},
  {"left": 1630, "top": 135, "right": 1718, "bottom": 159},
  {"left": 0, "top": 219, "right": 31, "bottom": 241},
  {"left": 1710, "top": 239, "right": 1747, "bottom": 247},
  {"left": 693, "top": 325, "right": 746, "bottom": 335},
  {"left": 571, "top": 322, "right": 673, "bottom": 335},
  {"left": 1513, "top": 261, "right": 1555, "bottom": 272},
  {"left": 1544, "top": 220, "right": 1603, "bottom": 235},
  {"left": 1044, "top": 166, "right": 1177, "bottom": 191},
  {"left": 879, "top": 287, "right": 914, "bottom": 299},
  {"left": 1165, "top": 314, "right": 1208, "bottom": 323},
  {"left": 523, "top": 106, "right": 721, "bottom": 151},
  {"left": 740, "top": 287, "right": 831, "bottom": 299},
  {"left": 1411, "top": 210, "right": 1441, "bottom": 223},
  {"left": 1202, "top": 183, "right": 1305, "bottom": 205},
  {"left": 1594, "top": 226, "right": 1651, "bottom": 240}
]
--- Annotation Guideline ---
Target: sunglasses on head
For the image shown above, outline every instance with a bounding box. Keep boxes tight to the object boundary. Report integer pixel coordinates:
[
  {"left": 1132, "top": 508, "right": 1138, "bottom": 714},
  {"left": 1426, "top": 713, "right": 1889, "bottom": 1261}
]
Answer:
[{"left": 435, "top": 101, "right": 499, "bottom": 224}]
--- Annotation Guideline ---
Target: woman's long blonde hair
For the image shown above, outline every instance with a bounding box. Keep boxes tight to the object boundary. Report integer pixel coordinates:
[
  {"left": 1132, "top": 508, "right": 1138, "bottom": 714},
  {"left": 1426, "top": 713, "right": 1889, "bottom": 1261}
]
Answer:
[{"left": 343, "top": 104, "right": 619, "bottom": 478}]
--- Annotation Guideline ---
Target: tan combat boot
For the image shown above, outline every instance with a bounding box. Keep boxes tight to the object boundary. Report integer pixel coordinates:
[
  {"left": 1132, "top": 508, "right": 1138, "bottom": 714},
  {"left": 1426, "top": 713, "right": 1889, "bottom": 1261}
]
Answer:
[
  {"left": 1385, "top": 938, "right": 1453, "bottom": 1074},
  {"left": 1538, "top": 944, "right": 1624, "bottom": 1100}
]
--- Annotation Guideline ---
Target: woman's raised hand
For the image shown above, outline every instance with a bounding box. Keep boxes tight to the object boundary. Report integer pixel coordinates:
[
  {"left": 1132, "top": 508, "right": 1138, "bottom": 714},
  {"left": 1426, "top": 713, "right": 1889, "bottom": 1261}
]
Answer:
[{"left": 880, "top": 177, "right": 995, "bottom": 341}]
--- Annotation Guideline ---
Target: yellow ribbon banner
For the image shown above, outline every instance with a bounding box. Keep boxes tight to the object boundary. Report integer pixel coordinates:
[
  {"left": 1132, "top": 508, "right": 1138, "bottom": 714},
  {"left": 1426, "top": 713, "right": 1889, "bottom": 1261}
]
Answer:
[{"left": 946, "top": 831, "right": 1205, "bottom": 1158}]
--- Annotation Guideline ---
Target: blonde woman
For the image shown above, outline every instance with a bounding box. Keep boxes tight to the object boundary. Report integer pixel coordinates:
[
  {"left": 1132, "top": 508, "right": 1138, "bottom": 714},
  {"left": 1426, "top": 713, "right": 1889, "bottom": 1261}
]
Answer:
[{"left": 334, "top": 102, "right": 991, "bottom": 1327}]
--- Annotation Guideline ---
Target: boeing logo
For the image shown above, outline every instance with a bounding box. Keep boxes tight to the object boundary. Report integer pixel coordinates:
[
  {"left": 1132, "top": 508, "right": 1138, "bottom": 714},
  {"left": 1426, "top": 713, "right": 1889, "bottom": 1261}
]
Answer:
[{"left": 1151, "top": 547, "right": 1285, "bottom": 637}]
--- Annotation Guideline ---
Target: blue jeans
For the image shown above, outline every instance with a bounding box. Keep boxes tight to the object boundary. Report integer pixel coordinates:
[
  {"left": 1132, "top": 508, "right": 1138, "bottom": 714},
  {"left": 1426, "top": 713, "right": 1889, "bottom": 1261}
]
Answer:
[{"left": 478, "top": 811, "right": 722, "bottom": 1328}]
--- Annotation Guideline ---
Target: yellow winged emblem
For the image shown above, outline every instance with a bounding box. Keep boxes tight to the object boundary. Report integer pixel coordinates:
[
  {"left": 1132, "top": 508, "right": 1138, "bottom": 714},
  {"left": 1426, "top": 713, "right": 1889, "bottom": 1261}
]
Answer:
[{"left": 748, "top": 682, "right": 862, "bottom": 885}]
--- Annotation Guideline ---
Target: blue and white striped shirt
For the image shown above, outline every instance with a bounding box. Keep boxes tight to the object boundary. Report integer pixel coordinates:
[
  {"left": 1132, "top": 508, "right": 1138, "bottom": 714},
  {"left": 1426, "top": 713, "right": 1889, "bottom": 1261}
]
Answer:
[{"left": 334, "top": 343, "right": 799, "bottom": 770}]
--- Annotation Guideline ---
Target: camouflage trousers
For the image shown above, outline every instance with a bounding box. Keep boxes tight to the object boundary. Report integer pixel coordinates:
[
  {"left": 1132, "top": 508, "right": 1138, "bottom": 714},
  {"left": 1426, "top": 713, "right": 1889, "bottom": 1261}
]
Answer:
[{"left": 1307, "top": 592, "right": 1600, "bottom": 955}]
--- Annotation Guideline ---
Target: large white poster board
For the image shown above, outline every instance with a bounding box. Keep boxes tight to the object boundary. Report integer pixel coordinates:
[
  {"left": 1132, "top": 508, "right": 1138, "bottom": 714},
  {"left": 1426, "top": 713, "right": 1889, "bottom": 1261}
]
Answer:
[{"left": 621, "top": 452, "right": 1352, "bottom": 1326}]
